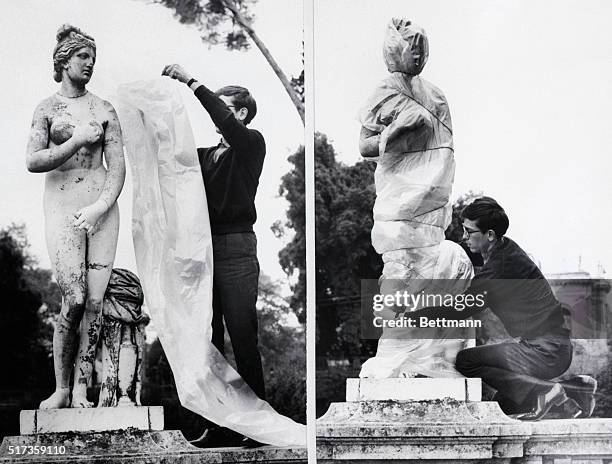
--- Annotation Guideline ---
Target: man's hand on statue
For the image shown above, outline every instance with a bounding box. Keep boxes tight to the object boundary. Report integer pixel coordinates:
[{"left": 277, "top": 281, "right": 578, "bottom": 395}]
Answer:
[
  {"left": 72, "top": 121, "right": 103, "bottom": 147},
  {"left": 73, "top": 200, "right": 107, "bottom": 232},
  {"left": 161, "top": 64, "right": 191, "bottom": 84}
]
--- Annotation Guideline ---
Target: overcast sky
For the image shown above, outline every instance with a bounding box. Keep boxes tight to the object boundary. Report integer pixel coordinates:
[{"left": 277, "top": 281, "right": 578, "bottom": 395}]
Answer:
[
  {"left": 0, "top": 0, "right": 303, "bottom": 282},
  {"left": 314, "top": 0, "right": 612, "bottom": 277}
]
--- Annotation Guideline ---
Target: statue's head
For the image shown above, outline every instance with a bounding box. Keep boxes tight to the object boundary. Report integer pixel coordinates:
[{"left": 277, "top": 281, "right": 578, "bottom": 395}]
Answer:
[
  {"left": 383, "top": 18, "right": 429, "bottom": 76},
  {"left": 53, "top": 24, "right": 96, "bottom": 83}
]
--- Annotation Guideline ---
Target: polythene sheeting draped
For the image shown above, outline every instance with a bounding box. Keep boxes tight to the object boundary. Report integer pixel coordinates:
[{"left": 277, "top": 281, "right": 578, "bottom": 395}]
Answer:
[
  {"left": 359, "top": 19, "right": 472, "bottom": 379},
  {"left": 115, "top": 79, "right": 305, "bottom": 447},
  {"left": 383, "top": 18, "right": 429, "bottom": 76},
  {"left": 359, "top": 240, "right": 474, "bottom": 378},
  {"left": 360, "top": 20, "right": 454, "bottom": 256},
  {"left": 359, "top": 72, "right": 455, "bottom": 255}
]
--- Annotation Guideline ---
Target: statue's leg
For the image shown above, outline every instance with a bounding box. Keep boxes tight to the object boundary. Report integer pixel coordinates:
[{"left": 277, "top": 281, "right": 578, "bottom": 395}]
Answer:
[
  {"left": 98, "top": 318, "right": 121, "bottom": 407},
  {"left": 71, "top": 204, "right": 119, "bottom": 408},
  {"left": 134, "top": 324, "right": 146, "bottom": 406},
  {"left": 40, "top": 213, "right": 87, "bottom": 409}
]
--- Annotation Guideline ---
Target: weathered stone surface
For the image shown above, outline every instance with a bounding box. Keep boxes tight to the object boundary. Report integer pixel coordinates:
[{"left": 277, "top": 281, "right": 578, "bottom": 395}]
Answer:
[
  {"left": 0, "top": 429, "right": 307, "bottom": 463},
  {"left": 346, "top": 378, "right": 482, "bottom": 402},
  {"left": 317, "top": 396, "right": 612, "bottom": 462},
  {"left": 524, "top": 418, "right": 612, "bottom": 458},
  {"left": 317, "top": 399, "right": 530, "bottom": 461},
  {"left": 19, "top": 406, "right": 164, "bottom": 434}
]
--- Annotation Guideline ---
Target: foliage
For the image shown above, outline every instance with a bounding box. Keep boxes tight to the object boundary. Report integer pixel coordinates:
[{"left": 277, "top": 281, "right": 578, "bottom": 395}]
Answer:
[
  {"left": 276, "top": 144, "right": 305, "bottom": 321},
  {"left": 154, "top": 0, "right": 305, "bottom": 121},
  {"left": 157, "top": 0, "right": 256, "bottom": 51},
  {"left": 0, "top": 224, "right": 55, "bottom": 390},
  {"left": 314, "top": 133, "right": 382, "bottom": 360}
]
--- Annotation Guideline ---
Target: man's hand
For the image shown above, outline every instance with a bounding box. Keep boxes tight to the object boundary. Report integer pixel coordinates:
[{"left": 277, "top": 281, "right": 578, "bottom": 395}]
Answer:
[{"left": 161, "top": 64, "right": 192, "bottom": 84}]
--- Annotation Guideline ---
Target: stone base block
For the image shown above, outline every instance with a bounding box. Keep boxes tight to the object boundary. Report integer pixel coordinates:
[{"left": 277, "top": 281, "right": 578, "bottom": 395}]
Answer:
[
  {"left": 317, "top": 399, "right": 530, "bottom": 461},
  {"left": 0, "top": 429, "right": 307, "bottom": 463},
  {"left": 317, "top": 398, "right": 612, "bottom": 462},
  {"left": 346, "top": 378, "right": 482, "bottom": 402},
  {"left": 525, "top": 418, "right": 612, "bottom": 459},
  {"left": 19, "top": 406, "right": 163, "bottom": 434}
]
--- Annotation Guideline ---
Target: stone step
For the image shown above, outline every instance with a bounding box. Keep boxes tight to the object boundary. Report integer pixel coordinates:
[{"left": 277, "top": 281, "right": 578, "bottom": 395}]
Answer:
[
  {"left": 20, "top": 406, "right": 163, "bottom": 434},
  {"left": 0, "top": 430, "right": 307, "bottom": 463},
  {"left": 346, "top": 377, "right": 482, "bottom": 402}
]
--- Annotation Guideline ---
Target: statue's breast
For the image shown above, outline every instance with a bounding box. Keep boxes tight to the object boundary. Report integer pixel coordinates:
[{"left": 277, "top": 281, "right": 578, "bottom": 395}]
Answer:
[{"left": 49, "top": 120, "right": 74, "bottom": 145}]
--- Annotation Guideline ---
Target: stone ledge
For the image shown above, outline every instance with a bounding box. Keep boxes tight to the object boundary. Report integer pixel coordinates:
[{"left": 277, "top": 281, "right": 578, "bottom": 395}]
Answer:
[
  {"left": 317, "top": 399, "right": 612, "bottom": 462},
  {"left": 317, "top": 399, "right": 530, "bottom": 460},
  {"left": 524, "top": 418, "right": 612, "bottom": 458},
  {"left": 20, "top": 406, "right": 164, "bottom": 434},
  {"left": 346, "top": 378, "right": 482, "bottom": 402},
  {"left": 0, "top": 430, "right": 307, "bottom": 463}
]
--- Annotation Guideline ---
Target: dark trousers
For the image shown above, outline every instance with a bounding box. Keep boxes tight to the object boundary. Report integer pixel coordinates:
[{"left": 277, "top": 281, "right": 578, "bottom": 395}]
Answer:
[
  {"left": 455, "top": 336, "right": 572, "bottom": 414},
  {"left": 211, "top": 232, "right": 266, "bottom": 400}
]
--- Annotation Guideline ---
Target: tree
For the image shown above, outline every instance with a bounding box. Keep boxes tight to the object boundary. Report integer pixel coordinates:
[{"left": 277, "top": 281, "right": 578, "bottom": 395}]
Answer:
[
  {"left": 0, "top": 225, "right": 55, "bottom": 390},
  {"left": 154, "top": 0, "right": 305, "bottom": 123},
  {"left": 277, "top": 133, "right": 382, "bottom": 362},
  {"left": 276, "top": 143, "right": 306, "bottom": 321}
]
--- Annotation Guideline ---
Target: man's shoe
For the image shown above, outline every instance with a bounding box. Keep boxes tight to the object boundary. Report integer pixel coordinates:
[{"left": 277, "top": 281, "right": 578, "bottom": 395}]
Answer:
[
  {"left": 190, "top": 427, "right": 244, "bottom": 448},
  {"left": 516, "top": 383, "right": 573, "bottom": 421},
  {"left": 562, "top": 375, "right": 597, "bottom": 418}
]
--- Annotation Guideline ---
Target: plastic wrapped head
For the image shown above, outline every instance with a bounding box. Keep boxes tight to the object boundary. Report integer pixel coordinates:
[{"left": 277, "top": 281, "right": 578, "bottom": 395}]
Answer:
[
  {"left": 383, "top": 18, "right": 429, "bottom": 76},
  {"left": 52, "top": 24, "right": 96, "bottom": 83}
]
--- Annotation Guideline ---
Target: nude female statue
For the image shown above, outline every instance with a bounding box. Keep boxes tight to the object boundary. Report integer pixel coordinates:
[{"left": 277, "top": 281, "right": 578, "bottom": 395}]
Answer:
[{"left": 26, "top": 25, "right": 125, "bottom": 408}]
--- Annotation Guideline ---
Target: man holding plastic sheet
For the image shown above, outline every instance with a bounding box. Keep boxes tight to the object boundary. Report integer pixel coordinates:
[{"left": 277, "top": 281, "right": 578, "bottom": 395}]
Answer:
[
  {"left": 409, "top": 197, "right": 597, "bottom": 420},
  {"left": 162, "top": 64, "right": 265, "bottom": 447}
]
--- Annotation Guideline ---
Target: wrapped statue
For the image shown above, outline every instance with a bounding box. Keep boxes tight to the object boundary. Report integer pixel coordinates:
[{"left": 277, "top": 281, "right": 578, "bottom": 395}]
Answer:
[
  {"left": 359, "top": 19, "right": 473, "bottom": 378},
  {"left": 26, "top": 25, "right": 126, "bottom": 408}
]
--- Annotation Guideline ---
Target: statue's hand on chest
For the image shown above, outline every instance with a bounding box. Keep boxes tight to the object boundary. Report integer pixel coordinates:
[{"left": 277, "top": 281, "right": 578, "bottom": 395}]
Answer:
[{"left": 50, "top": 119, "right": 105, "bottom": 148}]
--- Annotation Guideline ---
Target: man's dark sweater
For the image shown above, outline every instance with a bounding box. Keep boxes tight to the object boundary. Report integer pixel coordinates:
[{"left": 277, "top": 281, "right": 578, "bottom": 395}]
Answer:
[
  {"left": 193, "top": 85, "right": 266, "bottom": 235},
  {"left": 413, "top": 237, "right": 568, "bottom": 339}
]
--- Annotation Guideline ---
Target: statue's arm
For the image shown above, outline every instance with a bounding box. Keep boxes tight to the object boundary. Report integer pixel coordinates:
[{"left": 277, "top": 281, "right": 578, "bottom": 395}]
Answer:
[
  {"left": 26, "top": 101, "right": 83, "bottom": 173},
  {"left": 359, "top": 126, "right": 380, "bottom": 158},
  {"left": 98, "top": 101, "right": 126, "bottom": 208}
]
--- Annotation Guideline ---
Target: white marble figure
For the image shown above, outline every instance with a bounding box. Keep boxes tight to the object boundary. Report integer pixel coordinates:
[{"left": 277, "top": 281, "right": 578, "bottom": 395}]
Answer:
[
  {"left": 26, "top": 25, "right": 125, "bottom": 408},
  {"left": 359, "top": 18, "right": 473, "bottom": 378}
]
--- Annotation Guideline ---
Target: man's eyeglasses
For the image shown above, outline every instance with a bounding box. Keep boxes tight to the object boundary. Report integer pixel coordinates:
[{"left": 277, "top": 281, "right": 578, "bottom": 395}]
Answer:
[{"left": 463, "top": 227, "right": 482, "bottom": 236}]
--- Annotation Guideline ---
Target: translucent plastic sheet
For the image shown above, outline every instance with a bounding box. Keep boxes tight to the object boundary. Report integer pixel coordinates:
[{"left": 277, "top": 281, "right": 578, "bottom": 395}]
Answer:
[
  {"left": 359, "top": 19, "right": 472, "bottom": 378},
  {"left": 359, "top": 240, "right": 474, "bottom": 378},
  {"left": 115, "top": 79, "right": 305, "bottom": 446}
]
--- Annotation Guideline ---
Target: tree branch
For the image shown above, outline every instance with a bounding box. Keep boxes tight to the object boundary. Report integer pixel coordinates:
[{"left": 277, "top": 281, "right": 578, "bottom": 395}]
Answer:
[{"left": 221, "top": 0, "right": 305, "bottom": 124}]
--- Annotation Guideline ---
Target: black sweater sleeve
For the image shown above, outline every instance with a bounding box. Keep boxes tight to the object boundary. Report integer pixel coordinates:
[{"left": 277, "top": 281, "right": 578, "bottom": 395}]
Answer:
[{"left": 193, "top": 84, "right": 253, "bottom": 151}]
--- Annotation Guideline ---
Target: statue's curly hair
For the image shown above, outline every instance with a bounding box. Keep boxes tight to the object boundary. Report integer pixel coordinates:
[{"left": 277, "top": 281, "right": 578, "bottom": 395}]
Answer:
[{"left": 52, "top": 24, "right": 96, "bottom": 83}]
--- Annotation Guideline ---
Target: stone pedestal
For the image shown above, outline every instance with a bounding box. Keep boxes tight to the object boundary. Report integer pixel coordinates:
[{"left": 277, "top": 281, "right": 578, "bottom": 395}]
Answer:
[
  {"left": 317, "top": 398, "right": 530, "bottom": 462},
  {"left": 0, "top": 429, "right": 307, "bottom": 463},
  {"left": 347, "top": 378, "right": 481, "bottom": 402},
  {"left": 2, "top": 406, "right": 307, "bottom": 463},
  {"left": 317, "top": 378, "right": 612, "bottom": 462},
  {"left": 19, "top": 406, "right": 163, "bottom": 434}
]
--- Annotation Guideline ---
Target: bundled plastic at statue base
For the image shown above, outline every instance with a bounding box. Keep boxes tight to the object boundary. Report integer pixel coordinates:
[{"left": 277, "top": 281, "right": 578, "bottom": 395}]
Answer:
[
  {"left": 116, "top": 79, "right": 305, "bottom": 446},
  {"left": 359, "top": 19, "right": 473, "bottom": 379}
]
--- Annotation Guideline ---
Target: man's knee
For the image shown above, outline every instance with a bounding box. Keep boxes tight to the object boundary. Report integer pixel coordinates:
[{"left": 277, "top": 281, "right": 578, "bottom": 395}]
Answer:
[{"left": 455, "top": 348, "right": 478, "bottom": 376}]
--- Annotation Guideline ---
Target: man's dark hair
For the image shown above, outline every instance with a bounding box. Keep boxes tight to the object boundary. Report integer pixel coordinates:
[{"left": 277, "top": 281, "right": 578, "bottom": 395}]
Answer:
[
  {"left": 215, "top": 85, "right": 257, "bottom": 125},
  {"left": 461, "top": 196, "right": 509, "bottom": 237}
]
